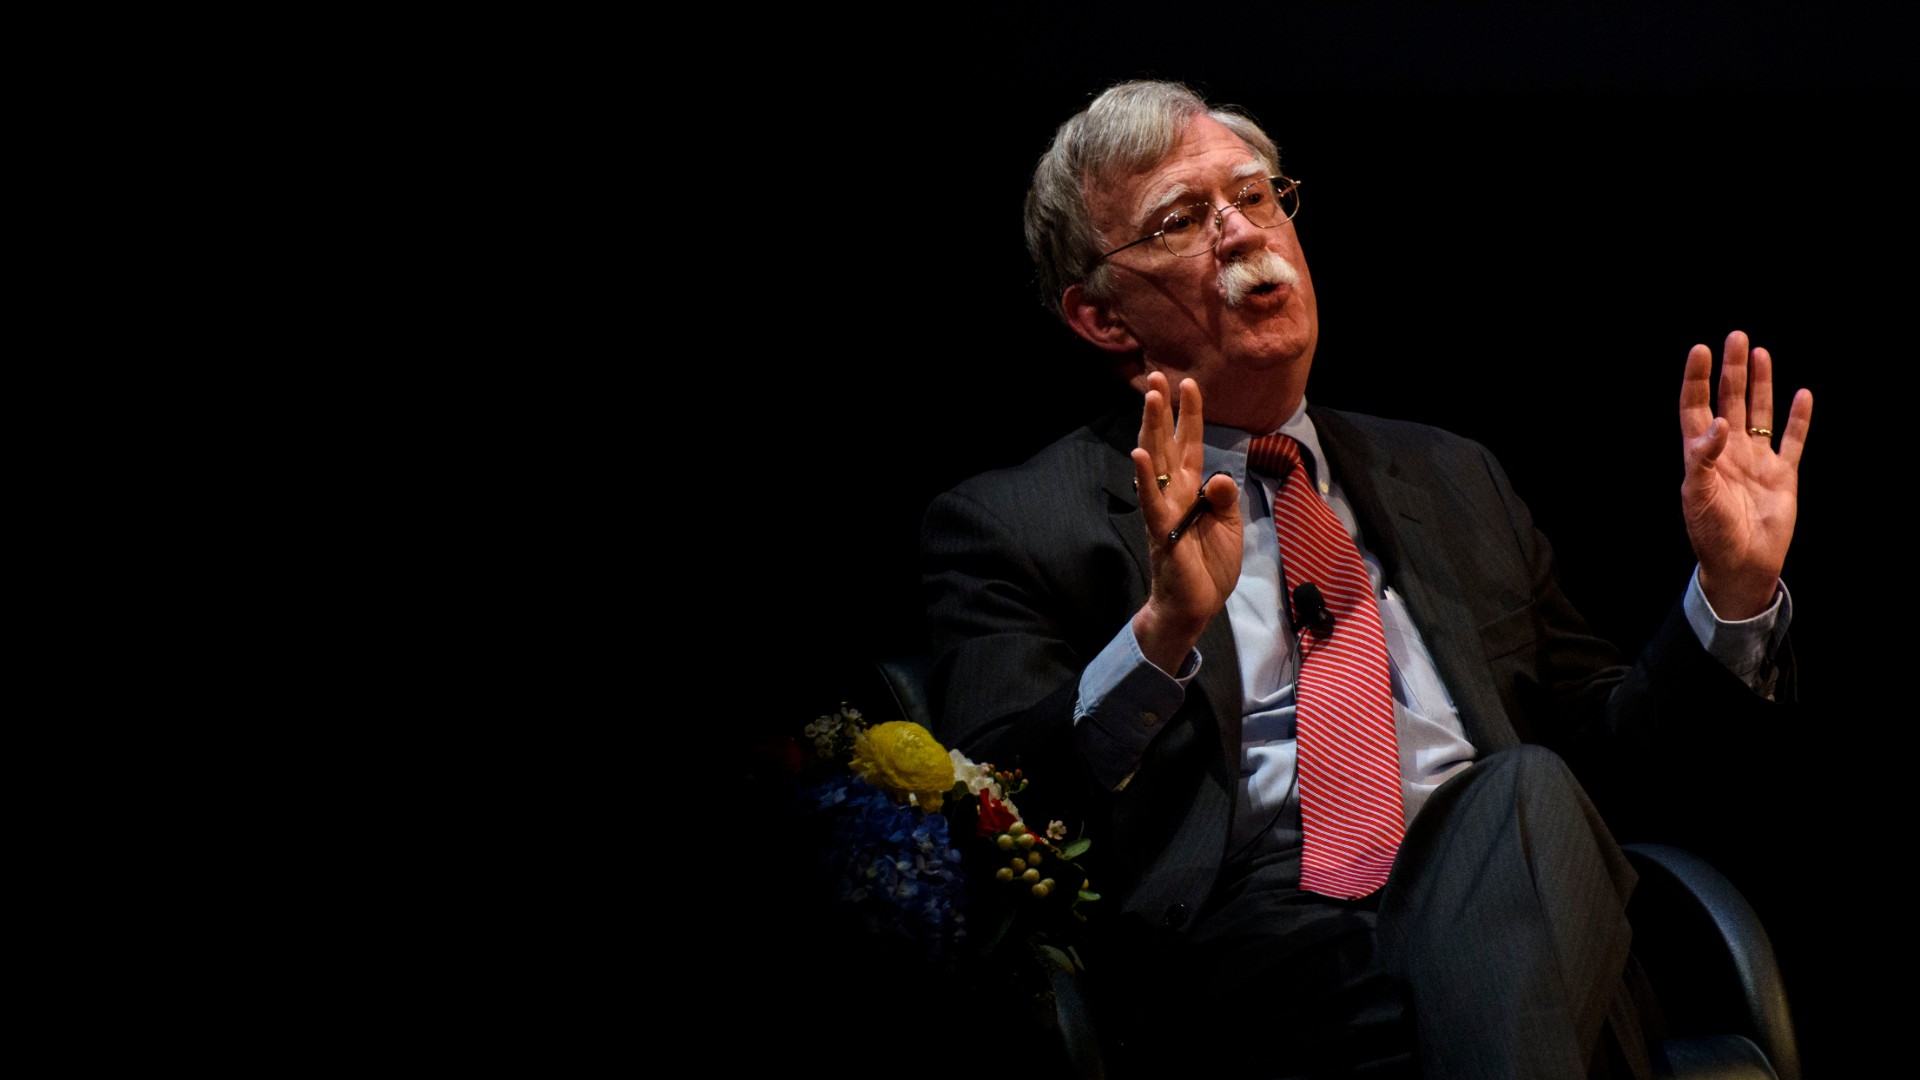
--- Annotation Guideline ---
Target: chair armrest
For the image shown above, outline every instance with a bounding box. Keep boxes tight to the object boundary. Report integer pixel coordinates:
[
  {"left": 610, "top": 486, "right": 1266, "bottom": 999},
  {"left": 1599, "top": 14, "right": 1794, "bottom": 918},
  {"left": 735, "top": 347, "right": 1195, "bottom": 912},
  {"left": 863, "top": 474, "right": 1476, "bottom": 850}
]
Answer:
[
  {"left": 876, "top": 653, "right": 935, "bottom": 730},
  {"left": 1623, "top": 843, "right": 1799, "bottom": 1080}
]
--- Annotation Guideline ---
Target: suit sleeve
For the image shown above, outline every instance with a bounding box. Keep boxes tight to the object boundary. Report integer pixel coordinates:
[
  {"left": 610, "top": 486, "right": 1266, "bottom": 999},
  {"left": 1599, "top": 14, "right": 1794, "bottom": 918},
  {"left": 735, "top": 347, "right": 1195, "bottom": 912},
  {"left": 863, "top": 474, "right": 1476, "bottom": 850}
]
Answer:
[
  {"left": 1465, "top": 439, "right": 1796, "bottom": 833},
  {"left": 924, "top": 475, "right": 1234, "bottom": 911},
  {"left": 921, "top": 484, "right": 1090, "bottom": 784}
]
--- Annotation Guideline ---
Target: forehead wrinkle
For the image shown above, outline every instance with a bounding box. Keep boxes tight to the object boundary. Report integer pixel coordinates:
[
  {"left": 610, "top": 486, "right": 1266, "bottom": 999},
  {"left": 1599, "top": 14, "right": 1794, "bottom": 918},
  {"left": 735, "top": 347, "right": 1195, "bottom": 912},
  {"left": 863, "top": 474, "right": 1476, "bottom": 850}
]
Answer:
[{"left": 1092, "top": 122, "right": 1272, "bottom": 242}]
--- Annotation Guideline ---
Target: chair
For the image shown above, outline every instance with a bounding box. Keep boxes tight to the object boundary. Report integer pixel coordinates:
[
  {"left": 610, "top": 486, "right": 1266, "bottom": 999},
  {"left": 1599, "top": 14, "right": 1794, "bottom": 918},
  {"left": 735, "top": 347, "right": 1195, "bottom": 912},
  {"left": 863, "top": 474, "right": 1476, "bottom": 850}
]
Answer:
[
  {"left": 1623, "top": 843, "right": 1799, "bottom": 1080},
  {"left": 864, "top": 655, "right": 1798, "bottom": 1079}
]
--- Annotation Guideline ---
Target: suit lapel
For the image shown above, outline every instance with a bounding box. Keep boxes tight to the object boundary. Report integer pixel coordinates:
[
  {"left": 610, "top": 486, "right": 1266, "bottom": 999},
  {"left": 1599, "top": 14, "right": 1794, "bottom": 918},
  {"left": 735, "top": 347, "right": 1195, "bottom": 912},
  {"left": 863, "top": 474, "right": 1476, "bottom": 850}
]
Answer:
[{"left": 1309, "top": 407, "right": 1519, "bottom": 754}]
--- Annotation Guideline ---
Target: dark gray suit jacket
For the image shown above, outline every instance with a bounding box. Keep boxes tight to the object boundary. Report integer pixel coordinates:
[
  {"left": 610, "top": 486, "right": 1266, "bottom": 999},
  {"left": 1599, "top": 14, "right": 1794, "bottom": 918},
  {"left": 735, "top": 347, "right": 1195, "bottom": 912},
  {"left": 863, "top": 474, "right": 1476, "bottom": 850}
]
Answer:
[{"left": 923, "top": 402, "right": 1785, "bottom": 946}]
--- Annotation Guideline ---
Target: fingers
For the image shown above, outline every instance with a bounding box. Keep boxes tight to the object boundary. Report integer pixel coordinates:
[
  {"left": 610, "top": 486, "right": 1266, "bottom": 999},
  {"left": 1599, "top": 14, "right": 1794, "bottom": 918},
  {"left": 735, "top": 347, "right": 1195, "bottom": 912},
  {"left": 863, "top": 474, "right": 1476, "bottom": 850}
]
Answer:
[
  {"left": 1131, "top": 447, "right": 1165, "bottom": 507},
  {"left": 1177, "top": 376, "right": 1203, "bottom": 430},
  {"left": 1679, "top": 342, "right": 1714, "bottom": 440},
  {"left": 1174, "top": 377, "right": 1206, "bottom": 469},
  {"left": 1139, "top": 370, "right": 1171, "bottom": 450},
  {"left": 1683, "top": 331, "right": 1792, "bottom": 452},
  {"left": 1747, "top": 345, "right": 1775, "bottom": 439},
  {"left": 1201, "top": 470, "right": 1239, "bottom": 517},
  {"left": 1779, "top": 387, "right": 1813, "bottom": 469},
  {"left": 1136, "top": 374, "right": 1213, "bottom": 516},
  {"left": 1723, "top": 335, "right": 1812, "bottom": 469},
  {"left": 1136, "top": 373, "right": 1173, "bottom": 497},
  {"left": 1136, "top": 374, "right": 1208, "bottom": 493},
  {"left": 1716, "top": 330, "right": 1749, "bottom": 435},
  {"left": 1694, "top": 416, "right": 1729, "bottom": 468}
]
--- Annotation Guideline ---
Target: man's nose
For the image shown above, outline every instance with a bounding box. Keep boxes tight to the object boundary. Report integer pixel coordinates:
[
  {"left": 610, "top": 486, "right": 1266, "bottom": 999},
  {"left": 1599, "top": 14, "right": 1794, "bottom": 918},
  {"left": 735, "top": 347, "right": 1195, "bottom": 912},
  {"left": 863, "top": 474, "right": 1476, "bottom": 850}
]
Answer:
[{"left": 1213, "top": 204, "right": 1266, "bottom": 261}]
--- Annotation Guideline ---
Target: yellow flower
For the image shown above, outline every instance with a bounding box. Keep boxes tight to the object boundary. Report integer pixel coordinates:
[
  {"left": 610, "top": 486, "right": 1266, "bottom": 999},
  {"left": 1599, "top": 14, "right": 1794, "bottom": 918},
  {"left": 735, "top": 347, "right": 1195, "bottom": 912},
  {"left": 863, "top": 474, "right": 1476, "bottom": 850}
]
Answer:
[{"left": 849, "top": 721, "right": 956, "bottom": 812}]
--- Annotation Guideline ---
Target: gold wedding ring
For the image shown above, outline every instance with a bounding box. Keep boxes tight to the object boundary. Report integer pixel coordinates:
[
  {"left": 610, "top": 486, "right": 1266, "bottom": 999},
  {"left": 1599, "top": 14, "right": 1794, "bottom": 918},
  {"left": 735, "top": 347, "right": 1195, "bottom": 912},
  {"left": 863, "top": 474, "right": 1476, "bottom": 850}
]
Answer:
[
  {"left": 1747, "top": 426, "right": 1773, "bottom": 437},
  {"left": 1156, "top": 473, "right": 1172, "bottom": 491}
]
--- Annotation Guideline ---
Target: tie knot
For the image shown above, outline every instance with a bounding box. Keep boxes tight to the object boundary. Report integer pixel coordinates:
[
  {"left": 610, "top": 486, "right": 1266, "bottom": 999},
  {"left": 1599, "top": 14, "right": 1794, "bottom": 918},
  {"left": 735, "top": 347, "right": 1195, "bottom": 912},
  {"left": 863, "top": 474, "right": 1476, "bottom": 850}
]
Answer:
[{"left": 1248, "top": 433, "right": 1305, "bottom": 480}]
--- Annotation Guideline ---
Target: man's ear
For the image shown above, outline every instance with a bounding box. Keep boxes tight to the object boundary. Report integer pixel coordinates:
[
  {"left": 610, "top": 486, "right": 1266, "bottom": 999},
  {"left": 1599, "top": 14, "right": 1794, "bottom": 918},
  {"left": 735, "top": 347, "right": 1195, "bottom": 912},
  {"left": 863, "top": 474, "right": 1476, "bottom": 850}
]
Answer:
[{"left": 1063, "top": 284, "right": 1139, "bottom": 355}]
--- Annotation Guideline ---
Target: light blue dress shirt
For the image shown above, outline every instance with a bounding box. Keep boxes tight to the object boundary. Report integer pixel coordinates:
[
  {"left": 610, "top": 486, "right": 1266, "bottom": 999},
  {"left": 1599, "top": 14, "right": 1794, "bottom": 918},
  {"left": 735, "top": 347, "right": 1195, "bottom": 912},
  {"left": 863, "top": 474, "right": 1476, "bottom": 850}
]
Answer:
[{"left": 1072, "top": 400, "right": 1789, "bottom": 862}]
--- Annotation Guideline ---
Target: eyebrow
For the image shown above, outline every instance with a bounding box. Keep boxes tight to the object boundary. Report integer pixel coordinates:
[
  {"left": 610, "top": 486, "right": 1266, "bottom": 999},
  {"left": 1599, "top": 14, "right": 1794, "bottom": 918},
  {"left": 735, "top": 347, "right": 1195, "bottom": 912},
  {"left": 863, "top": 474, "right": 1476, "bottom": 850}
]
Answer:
[
  {"left": 1229, "top": 161, "right": 1268, "bottom": 185},
  {"left": 1132, "top": 163, "right": 1274, "bottom": 228},
  {"left": 1133, "top": 180, "right": 1194, "bottom": 230}
]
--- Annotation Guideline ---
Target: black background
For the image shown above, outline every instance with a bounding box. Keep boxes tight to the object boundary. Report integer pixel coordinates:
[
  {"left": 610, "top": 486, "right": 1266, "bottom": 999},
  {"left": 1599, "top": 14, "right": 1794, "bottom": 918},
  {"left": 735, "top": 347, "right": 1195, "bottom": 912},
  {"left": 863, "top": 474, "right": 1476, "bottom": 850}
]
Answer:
[{"left": 743, "top": 6, "right": 1910, "bottom": 1072}]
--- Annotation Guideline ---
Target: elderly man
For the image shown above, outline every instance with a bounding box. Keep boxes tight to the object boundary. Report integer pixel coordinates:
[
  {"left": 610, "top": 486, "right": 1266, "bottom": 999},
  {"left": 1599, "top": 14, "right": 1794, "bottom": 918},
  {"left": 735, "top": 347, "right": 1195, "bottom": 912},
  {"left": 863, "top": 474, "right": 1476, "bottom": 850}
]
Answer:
[{"left": 922, "top": 81, "right": 1810, "bottom": 1078}]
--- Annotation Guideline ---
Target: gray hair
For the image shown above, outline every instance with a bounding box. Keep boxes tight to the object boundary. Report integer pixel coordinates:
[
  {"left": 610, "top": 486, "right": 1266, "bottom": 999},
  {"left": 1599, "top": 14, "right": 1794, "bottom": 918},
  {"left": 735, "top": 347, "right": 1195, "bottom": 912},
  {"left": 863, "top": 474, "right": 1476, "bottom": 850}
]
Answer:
[{"left": 1024, "top": 80, "right": 1281, "bottom": 321}]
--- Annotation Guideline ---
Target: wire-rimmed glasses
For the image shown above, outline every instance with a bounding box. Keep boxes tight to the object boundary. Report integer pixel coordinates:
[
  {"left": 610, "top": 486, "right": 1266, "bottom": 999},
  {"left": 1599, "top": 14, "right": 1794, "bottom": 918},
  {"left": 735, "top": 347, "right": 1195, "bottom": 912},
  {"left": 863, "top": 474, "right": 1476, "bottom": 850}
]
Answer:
[{"left": 1099, "top": 175, "right": 1302, "bottom": 261}]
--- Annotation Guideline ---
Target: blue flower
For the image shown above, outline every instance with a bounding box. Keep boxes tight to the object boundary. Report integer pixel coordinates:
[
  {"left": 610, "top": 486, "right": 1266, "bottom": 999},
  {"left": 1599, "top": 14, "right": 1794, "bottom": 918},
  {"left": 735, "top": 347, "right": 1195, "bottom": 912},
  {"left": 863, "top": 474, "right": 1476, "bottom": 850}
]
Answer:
[{"left": 807, "top": 775, "right": 968, "bottom": 959}]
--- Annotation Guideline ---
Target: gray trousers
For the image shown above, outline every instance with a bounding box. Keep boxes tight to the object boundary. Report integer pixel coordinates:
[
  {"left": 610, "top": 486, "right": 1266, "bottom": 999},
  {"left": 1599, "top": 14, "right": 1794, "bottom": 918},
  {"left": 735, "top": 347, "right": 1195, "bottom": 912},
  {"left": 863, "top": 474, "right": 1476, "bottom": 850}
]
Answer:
[{"left": 1136, "top": 746, "right": 1646, "bottom": 1079}]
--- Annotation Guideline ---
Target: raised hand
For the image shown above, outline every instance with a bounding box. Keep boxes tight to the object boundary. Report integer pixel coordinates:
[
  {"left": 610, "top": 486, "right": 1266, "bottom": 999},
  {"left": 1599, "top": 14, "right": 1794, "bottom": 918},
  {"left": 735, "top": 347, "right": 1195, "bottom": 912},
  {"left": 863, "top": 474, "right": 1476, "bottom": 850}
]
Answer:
[
  {"left": 1130, "top": 372, "right": 1243, "bottom": 672},
  {"left": 1679, "top": 330, "right": 1813, "bottom": 619}
]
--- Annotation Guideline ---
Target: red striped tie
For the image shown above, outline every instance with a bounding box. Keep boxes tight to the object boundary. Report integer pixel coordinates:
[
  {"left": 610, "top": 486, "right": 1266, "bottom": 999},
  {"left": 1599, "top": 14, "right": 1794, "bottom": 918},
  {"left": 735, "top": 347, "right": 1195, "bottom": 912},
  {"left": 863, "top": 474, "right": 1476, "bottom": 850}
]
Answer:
[{"left": 1248, "top": 434, "right": 1404, "bottom": 899}]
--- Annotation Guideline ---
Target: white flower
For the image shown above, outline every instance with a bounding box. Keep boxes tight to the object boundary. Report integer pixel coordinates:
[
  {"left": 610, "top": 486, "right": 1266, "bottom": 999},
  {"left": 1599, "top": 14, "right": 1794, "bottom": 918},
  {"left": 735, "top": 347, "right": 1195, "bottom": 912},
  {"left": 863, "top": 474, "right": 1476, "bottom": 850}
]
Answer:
[
  {"left": 949, "top": 748, "right": 1006, "bottom": 800},
  {"left": 805, "top": 713, "right": 847, "bottom": 755}
]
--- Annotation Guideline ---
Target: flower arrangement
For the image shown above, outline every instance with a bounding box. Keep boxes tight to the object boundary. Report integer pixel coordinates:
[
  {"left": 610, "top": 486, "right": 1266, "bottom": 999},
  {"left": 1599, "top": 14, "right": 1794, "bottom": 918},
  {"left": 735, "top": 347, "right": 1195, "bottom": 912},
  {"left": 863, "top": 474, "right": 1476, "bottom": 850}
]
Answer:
[{"left": 796, "top": 704, "right": 1097, "bottom": 965}]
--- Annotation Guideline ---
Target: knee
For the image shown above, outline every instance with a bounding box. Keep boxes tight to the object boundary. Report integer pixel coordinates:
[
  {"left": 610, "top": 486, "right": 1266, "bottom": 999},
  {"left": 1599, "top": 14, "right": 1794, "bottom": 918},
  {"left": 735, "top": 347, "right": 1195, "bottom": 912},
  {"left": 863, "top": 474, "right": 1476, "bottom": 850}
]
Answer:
[
  {"left": 1478, "top": 744, "right": 1602, "bottom": 825},
  {"left": 1448, "top": 745, "right": 1583, "bottom": 812},
  {"left": 1484, "top": 743, "right": 1575, "bottom": 786}
]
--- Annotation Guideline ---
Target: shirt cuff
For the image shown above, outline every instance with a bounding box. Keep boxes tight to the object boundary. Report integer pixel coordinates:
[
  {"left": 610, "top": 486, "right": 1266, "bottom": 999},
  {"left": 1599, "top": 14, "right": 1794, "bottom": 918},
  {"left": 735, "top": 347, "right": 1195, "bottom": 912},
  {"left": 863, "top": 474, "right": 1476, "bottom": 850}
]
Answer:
[
  {"left": 1682, "top": 565, "right": 1792, "bottom": 695},
  {"left": 1073, "top": 622, "right": 1200, "bottom": 790}
]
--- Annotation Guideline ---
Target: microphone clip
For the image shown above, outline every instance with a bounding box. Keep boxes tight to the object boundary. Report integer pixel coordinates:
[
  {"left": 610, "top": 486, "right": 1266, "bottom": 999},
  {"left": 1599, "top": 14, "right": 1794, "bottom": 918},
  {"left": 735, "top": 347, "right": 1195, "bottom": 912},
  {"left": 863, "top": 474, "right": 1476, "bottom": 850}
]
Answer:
[{"left": 1291, "top": 581, "right": 1334, "bottom": 636}]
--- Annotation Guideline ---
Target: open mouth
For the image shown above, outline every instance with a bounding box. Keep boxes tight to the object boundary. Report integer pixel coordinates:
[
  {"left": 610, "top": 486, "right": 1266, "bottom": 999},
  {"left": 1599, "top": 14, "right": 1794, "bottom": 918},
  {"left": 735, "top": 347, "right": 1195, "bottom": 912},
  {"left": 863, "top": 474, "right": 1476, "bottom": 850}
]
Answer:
[
  {"left": 1221, "top": 252, "right": 1299, "bottom": 307},
  {"left": 1225, "top": 277, "right": 1288, "bottom": 307}
]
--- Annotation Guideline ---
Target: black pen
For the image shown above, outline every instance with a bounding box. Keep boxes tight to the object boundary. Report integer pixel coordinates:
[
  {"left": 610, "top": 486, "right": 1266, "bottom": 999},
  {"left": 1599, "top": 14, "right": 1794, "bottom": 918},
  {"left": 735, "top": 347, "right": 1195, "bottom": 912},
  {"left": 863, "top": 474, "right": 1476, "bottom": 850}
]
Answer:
[{"left": 1168, "top": 472, "right": 1231, "bottom": 543}]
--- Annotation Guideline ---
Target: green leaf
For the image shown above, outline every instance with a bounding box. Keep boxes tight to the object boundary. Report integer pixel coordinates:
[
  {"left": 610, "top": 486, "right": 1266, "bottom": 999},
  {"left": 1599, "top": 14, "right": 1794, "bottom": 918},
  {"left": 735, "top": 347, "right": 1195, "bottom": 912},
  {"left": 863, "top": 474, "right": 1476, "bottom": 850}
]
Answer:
[
  {"left": 1062, "top": 838, "right": 1091, "bottom": 859},
  {"left": 1078, "top": 889, "right": 1101, "bottom": 902},
  {"left": 1036, "top": 944, "right": 1073, "bottom": 973}
]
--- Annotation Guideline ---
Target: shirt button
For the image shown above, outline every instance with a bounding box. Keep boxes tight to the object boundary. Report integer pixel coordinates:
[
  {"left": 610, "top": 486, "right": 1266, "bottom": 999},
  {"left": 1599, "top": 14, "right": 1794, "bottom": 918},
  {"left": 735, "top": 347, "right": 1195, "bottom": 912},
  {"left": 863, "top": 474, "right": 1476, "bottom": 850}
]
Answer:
[{"left": 1141, "top": 711, "right": 1160, "bottom": 726}]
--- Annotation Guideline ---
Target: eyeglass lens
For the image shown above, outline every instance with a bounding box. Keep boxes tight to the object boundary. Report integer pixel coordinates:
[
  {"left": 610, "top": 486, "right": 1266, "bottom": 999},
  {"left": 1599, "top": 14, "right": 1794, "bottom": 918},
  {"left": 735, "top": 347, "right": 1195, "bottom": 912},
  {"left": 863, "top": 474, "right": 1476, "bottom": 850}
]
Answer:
[{"left": 1161, "top": 177, "right": 1299, "bottom": 257}]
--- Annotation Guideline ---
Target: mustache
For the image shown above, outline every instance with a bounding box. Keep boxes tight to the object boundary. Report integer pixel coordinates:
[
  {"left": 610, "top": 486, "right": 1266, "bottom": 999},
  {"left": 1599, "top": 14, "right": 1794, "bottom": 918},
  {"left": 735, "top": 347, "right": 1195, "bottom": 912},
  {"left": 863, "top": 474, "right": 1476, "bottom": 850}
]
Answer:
[{"left": 1221, "top": 250, "right": 1301, "bottom": 307}]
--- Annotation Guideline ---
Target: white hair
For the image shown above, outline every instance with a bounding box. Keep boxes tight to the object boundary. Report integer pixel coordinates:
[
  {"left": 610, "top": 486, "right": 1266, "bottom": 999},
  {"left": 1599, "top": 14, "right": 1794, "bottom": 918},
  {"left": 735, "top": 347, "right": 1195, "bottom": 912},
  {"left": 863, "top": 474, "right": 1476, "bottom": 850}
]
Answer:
[{"left": 1024, "top": 80, "right": 1282, "bottom": 321}]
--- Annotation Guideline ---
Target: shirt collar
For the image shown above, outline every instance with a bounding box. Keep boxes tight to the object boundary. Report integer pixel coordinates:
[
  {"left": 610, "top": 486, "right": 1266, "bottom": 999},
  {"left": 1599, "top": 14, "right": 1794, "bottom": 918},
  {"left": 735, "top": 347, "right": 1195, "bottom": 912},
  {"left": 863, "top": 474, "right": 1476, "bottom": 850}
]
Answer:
[{"left": 1202, "top": 398, "right": 1331, "bottom": 495}]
